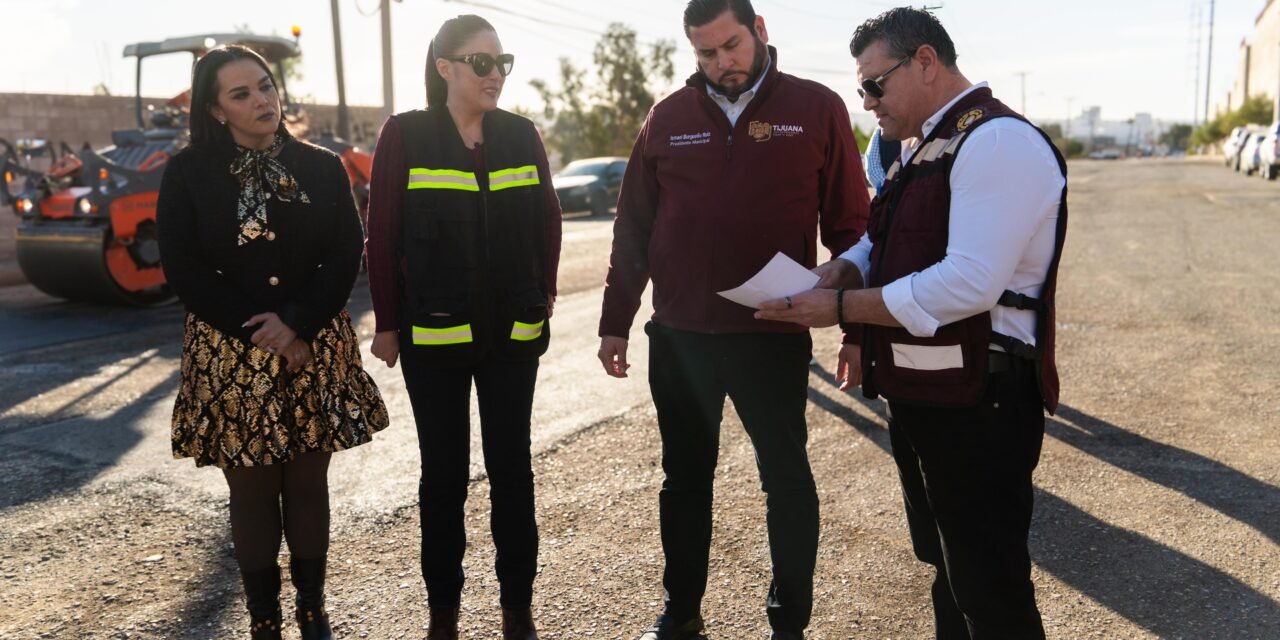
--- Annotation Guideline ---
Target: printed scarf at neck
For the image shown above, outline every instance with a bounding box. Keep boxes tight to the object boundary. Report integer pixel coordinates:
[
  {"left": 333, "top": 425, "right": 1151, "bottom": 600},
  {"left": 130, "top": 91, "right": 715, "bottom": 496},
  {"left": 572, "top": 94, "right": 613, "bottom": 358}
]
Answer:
[{"left": 230, "top": 135, "right": 310, "bottom": 246}]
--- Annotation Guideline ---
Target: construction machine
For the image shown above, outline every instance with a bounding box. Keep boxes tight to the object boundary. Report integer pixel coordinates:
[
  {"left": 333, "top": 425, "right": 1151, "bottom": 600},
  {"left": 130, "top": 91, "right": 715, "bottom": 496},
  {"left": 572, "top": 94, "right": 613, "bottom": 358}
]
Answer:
[{"left": 0, "top": 32, "right": 371, "bottom": 305}]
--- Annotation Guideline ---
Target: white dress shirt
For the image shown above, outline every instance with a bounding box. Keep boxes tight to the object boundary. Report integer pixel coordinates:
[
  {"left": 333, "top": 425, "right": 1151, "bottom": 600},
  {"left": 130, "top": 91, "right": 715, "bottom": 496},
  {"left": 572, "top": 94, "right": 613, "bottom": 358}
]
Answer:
[
  {"left": 706, "top": 55, "right": 772, "bottom": 127},
  {"left": 839, "top": 82, "right": 1065, "bottom": 348}
]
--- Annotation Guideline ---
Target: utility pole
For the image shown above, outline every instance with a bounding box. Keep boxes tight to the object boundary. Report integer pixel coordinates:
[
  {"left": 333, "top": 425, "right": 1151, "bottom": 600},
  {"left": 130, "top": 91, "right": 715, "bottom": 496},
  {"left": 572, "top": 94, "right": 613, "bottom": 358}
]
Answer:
[
  {"left": 1204, "top": 0, "right": 1215, "bottom": 124},
  {"left": 330, "top": 0, "right": 351, "bottom": 140},
  {"left": 1193, "top": 2, "right": 1202, "bottom": 124},
  {"left": 381, "top": 0, "right": 395, "bottom": 123},
  {"left": 1066, "top": 96, "right": 1074, "bottom": 138},
  {"left": 1015, "top": 71, "right": 1029, "bottom": 115}
]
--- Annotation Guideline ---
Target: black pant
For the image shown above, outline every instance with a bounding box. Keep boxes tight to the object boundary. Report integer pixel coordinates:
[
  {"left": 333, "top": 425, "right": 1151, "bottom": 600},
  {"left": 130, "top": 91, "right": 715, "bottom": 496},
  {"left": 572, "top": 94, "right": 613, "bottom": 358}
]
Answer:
[
  {"left": 646, "top": 323, "right": 819, "bottom": 632},
  {"left": 887, "top": 360, "right": 1047, "bottom": 640},
  {"left": 400, "top": 349, "right": 540, "bottom": 610}
]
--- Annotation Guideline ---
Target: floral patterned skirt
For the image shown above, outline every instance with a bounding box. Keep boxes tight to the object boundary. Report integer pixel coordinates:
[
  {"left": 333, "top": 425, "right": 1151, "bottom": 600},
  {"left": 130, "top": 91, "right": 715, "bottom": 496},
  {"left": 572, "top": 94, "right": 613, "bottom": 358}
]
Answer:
[{"left": 171, "top": 310, "right": 389, "bottom": 468}]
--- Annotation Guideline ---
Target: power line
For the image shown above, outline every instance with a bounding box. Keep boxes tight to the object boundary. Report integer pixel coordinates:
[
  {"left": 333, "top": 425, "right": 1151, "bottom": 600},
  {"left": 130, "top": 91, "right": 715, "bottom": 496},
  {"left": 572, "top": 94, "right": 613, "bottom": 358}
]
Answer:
[
  {"left": 441, "top": 0, "right": 603, "bottom": 37},
  {"left": 529, "top": 0, "right": 617, "bottom": 26}
]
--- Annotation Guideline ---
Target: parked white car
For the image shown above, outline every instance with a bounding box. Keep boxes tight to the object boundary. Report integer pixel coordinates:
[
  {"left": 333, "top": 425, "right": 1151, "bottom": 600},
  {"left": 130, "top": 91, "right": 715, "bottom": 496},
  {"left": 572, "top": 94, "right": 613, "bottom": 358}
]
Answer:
[
  {"left": 1257, "top": 123, "right": 1280, "bottom": 180},
  {"left": 1223, "top": 126, "right": 1252, "bottom": 169},
  {"left": 1239, "top": 132, "right": 1264, "bottom": 175}
]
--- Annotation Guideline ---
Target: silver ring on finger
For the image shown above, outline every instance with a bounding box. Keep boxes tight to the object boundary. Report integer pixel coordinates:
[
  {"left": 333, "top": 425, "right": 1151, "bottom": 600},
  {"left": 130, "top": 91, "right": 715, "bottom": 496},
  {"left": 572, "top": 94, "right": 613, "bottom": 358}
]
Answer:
[{"left": 785, "top": 296, "right": 793, "bottom": 309}]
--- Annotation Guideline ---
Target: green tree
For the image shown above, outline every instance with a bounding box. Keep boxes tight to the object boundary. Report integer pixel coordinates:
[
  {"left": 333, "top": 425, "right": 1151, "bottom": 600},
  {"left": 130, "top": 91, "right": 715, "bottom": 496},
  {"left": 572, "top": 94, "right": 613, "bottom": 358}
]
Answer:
[
  {"left": 1041, "top": 123, "right": 1084, "bottom": 159},
  {"left": 532, "top": 24, "right": 676, "bottom": 163},
  {"left": 1159, "top": 123, "right": 1193, "bottom": 151},
  {"left": 852, "top": 122, "right": 870, "bottom": 153},
  {"left": 1191, "top": 94, "right": 1273, "bottom": 150}
]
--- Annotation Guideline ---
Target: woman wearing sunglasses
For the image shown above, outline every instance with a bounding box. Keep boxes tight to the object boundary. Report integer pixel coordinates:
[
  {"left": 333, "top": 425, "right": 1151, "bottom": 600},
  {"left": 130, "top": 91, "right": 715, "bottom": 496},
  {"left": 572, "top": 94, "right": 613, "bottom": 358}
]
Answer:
[{"left": 364, "top": 13, "right": 562, "bottom": 640}]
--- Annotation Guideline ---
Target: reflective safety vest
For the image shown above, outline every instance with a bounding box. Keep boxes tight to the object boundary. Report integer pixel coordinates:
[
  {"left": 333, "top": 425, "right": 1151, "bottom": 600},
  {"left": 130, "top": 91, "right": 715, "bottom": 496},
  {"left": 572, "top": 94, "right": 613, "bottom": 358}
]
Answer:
[
  {"left": 861, "top": 89, "right": 1067, "bottom": 413},
  {"left": 393, "top": 106, "right": 551, "bottom": 364}
]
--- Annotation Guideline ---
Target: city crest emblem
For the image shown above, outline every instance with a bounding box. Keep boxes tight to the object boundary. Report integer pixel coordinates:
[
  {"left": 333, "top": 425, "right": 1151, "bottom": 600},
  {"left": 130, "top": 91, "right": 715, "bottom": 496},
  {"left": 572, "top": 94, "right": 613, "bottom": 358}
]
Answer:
[
  {"left": 748, "top": 120, "right": 773, "bottom": 142},
  {"left": 956, "top": 108, "right": 985, "bottom": 131}
]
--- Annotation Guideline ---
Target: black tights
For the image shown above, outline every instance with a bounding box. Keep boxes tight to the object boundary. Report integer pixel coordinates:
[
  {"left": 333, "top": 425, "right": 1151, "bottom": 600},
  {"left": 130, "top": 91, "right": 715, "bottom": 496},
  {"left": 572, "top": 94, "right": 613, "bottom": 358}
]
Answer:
[{"left": 223, "top": 451, "right": 332, "bottom": 571}]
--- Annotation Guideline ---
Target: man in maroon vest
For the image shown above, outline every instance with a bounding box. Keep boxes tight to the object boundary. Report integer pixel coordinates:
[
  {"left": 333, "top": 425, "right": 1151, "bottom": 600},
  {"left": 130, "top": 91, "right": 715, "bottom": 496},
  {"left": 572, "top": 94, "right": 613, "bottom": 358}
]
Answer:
[{"left": 757, "top": 8, "right": 1067, "bottom": 639}]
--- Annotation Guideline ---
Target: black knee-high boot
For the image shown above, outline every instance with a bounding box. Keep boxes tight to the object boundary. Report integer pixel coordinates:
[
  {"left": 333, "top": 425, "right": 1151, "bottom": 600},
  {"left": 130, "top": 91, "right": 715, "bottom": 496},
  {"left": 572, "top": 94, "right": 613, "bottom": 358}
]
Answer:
[
  {"left": 242, "top": 564, "right": 283, "bottom": 640},
  {"left": 290, "top": 556, "right": 333, "bottom": 640}
]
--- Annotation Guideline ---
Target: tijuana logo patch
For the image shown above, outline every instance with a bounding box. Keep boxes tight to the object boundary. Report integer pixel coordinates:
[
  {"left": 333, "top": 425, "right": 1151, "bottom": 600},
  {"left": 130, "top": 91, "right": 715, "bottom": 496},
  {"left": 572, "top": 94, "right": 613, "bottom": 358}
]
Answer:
[
  {"left": 749, "top": 120, "right": 773, "bottom": 142},
  {"left": 955, "top": 108, "right": 984, "bottom": 131},
  {"left": 748, "top": 121, "right": 806, "bottom": 142}
]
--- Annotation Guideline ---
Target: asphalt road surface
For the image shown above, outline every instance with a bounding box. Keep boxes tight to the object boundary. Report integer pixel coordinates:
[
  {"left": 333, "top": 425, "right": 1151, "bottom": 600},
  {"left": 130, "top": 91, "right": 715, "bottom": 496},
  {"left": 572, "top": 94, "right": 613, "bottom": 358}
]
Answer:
[{"left": 0, "top": 159, "right": 1277, "bottom": 639}]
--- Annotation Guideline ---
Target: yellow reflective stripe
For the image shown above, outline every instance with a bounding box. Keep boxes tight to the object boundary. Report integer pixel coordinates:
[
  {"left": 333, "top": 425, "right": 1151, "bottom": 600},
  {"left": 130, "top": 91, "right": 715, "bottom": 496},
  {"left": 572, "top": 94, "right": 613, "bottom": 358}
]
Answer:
[
  {"left": 407, "top": 168, "right": 480, "bottom": 191},
  {"left": 411, "top": 324, "right": 473, "bottom": 345},
  {"left": 488, "top": 165, "right": 541, "bottom": 192},
  {"left": 510, "top": 320, "right": 545, "bottom": 341}
]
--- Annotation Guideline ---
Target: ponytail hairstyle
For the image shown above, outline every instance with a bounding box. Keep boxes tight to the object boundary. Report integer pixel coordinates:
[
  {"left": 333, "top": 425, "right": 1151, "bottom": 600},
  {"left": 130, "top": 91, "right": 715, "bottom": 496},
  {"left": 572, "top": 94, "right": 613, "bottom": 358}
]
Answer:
[
  {"left": 189, "top": 44, "right": 289, "bottom": 150},
  {"left": 426, "top": 14, "right": 497, "bottom": 108}
]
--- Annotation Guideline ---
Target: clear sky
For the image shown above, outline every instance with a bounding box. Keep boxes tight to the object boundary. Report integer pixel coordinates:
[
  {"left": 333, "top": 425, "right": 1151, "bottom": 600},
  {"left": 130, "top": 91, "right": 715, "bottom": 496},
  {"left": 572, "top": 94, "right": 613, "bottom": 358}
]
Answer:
[{"left": 0, "top": 0, "right": 1263, "bottom": 130}]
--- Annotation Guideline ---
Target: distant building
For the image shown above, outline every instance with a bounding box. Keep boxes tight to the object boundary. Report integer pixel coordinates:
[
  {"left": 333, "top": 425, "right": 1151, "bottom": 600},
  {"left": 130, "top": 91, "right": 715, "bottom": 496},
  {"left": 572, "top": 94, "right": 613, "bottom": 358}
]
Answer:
[{"left": 1060, "top": 107, "right": 1164, "bottom": 152}]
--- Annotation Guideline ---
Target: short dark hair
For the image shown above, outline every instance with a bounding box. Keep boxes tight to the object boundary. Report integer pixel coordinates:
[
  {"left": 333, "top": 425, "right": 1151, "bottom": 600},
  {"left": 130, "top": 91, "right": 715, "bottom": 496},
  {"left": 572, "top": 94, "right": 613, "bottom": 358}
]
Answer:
[
  {"left": 849, "top": 7, "right": 958, "bottom": 69},
  {"left": 683, "top": 0, "right": 756, "bottom": 35},
  {"left": 426, "top": 14, "right": 497, "bottom": 108},
  {"left": 189, "top": 45, "right": 288, "bottom": 150}
]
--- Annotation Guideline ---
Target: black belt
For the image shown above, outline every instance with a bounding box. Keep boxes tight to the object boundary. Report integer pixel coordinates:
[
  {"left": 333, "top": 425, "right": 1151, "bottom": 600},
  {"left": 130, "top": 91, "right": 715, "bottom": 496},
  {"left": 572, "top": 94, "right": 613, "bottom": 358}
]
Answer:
[{"left": 988, "top": 350, "right": 1018, "bottom": 374}]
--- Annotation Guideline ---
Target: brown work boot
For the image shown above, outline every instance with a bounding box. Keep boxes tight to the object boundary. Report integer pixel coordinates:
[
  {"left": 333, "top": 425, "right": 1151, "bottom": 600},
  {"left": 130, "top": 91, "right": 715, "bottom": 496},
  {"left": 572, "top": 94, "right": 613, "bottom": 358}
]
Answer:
[
  {"left": 501, "top": 607, "right": 538, "bottom": 640},
  {"left": 426, "top": 606, "right": 460, "bottom": 640}
]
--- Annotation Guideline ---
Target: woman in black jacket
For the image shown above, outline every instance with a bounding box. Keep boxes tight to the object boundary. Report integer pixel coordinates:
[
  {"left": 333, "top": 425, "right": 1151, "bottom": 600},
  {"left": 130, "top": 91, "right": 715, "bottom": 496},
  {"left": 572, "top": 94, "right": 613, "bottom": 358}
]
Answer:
[
  {"left": 157, "top": 45, "right": 388, "bottom": 640},
  {"left": 364, "top": 14, "right": 561, "bottom": 640}
]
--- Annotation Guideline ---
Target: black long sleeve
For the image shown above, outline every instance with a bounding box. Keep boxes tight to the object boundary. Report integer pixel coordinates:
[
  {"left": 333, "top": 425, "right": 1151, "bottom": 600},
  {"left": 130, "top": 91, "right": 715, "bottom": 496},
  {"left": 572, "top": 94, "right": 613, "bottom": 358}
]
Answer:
[
  {"left": 276, "top": 155, "right": 364, "bottom": 341},
  {"left": 157, "top": 156, "right": 260, "bottom": 342}
]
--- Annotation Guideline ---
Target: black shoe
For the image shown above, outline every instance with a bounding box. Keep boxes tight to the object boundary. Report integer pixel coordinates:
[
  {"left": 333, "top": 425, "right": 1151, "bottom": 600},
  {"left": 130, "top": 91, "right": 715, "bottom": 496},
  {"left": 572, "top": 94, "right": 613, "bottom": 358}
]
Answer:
[
  {"left": 289, "top": 556, "right": 333, "bottom": 640},
  {"left": 502, "top": 607, "right": 539, "bottom": 640},
  {"left": 241, "top": 564, "right": 283, "bottom": 640},
  {"left": 427, "top": 606, "right": 460, "bottom": 640},
  {"left": 637, "top": 614, "right": 705, "bottom": 640},
  {"left": 770, "top": 632, "right": 804, "bottom": 640}
]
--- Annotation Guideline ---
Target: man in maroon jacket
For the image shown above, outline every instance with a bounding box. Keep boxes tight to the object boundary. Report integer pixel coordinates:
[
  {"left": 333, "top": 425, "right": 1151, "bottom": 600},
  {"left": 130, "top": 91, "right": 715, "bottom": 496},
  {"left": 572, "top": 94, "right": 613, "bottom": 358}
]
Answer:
[{"left": 597, "top": 2, "right": 869, "bottom": 638}]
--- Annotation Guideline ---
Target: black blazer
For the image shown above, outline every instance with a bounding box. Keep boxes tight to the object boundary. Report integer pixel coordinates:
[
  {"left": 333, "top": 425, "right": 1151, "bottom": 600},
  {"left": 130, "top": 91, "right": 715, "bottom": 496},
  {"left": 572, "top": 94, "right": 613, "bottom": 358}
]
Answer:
[{"left": 157, "top": 140, "right": 363, "bottom": 344}]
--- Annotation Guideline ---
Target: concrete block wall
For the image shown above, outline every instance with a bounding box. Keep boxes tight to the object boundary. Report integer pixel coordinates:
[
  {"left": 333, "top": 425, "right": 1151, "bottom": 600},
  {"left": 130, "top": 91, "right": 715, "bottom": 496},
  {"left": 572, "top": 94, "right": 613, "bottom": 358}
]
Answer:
[
  {"left": 0, "top": 93, "right": 384, "bottom": 154},
  {"left": 0, "top": 93, "right": 168, "bottom": 152},
  {"left": 0, "top": 93, "right": 384, "bottom": 274}
]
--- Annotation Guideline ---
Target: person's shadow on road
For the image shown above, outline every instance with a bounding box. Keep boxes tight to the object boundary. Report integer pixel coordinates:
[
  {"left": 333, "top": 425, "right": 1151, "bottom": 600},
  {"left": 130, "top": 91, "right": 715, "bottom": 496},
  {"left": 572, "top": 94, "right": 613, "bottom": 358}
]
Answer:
[{"left": 806, "top": 364, "right": 1280, "bottom": 638}]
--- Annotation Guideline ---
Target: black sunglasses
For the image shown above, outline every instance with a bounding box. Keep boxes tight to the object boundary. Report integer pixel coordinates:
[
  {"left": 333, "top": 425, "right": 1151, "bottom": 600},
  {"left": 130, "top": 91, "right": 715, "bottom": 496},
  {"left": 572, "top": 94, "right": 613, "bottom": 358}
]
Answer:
[
  {"left": 445, "top": 52, "right": 515, "bottom": 78},
  {"left": 857, "top": 55, "right": 911, "bottom": 99}
]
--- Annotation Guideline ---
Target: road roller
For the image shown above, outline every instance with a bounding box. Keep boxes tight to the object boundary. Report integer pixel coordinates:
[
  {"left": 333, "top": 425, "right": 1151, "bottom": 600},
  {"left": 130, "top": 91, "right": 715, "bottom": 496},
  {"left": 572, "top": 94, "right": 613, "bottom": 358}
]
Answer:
[{"left": 0, "top": 33, "right": 303, "bottom": 305}]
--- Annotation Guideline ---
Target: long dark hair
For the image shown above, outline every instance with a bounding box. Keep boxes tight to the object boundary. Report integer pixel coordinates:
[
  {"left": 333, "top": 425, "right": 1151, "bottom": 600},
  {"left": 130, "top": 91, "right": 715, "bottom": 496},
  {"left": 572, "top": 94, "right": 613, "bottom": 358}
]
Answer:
[
  {"left": 189, "top": 44, "right": 289, "bottom": 149},
  {"left": 425, "top": 14, "right": 497, "bottom": 108}
]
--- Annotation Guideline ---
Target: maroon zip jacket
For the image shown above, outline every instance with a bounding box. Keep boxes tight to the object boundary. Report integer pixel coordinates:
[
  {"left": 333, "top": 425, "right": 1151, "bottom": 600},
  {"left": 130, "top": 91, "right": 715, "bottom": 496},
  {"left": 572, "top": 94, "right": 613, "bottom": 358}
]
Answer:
[{"left": 599, "top": 47, "right": 870, "bottom": 338}]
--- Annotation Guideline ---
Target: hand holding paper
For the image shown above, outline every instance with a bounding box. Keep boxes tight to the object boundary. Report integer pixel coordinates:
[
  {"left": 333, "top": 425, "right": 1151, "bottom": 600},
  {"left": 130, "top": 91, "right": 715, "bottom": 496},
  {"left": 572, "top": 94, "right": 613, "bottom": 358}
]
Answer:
[{"left": 716, "top": 252, "right": 820, "bottom": 310}]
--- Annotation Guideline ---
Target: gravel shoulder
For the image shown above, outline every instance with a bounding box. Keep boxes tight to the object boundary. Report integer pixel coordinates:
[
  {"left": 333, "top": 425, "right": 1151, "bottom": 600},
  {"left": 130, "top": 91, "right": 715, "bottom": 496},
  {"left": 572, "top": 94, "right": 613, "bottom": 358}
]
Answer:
[{"left": 1, "top": 159, "right": 1278, "bottom": 639}]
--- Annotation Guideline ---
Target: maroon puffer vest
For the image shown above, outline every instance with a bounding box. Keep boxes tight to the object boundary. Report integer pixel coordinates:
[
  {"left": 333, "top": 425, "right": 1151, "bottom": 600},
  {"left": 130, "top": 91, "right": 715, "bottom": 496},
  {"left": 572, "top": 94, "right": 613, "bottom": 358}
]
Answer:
[{"left": 861, "top": 88, "right": 1067, "bottom": 413}]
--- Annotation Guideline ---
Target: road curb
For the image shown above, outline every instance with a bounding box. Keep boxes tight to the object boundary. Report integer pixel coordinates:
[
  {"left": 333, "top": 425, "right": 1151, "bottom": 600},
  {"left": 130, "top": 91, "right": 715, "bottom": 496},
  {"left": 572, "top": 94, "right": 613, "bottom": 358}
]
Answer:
[{"left": 0, "top": 260, "right": 25, "bottom": 288}]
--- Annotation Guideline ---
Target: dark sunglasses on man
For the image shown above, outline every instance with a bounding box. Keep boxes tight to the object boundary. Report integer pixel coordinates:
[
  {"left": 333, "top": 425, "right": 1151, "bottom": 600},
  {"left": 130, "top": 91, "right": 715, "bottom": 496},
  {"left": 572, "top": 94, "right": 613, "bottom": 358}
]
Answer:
[
  {"left": 857, "top": 54, "right": 911, "bottom": 99},
  {"left": 445, "top": 52, "right": 515, "bottom": 78}
]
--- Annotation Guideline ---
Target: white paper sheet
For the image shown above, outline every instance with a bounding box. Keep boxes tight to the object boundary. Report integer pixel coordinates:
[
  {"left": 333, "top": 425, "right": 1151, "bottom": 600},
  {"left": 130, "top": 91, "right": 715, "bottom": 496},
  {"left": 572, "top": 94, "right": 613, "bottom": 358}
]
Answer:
[{"left": 716, "top": 252, "right": 819, "bottom": 309}]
